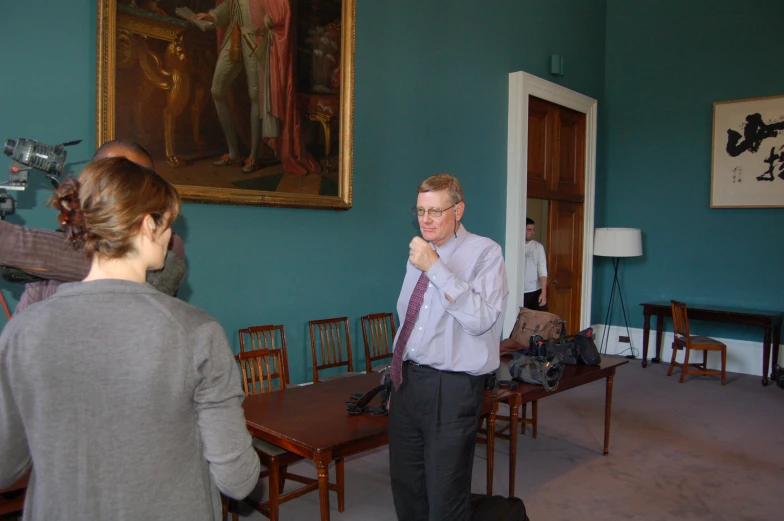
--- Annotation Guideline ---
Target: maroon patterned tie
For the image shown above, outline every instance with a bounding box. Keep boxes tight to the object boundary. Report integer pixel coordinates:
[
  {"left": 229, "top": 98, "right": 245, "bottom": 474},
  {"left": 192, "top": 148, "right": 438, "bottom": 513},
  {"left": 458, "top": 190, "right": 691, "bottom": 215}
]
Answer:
[{"left": 390, "top": 272, "right": 430, "bottom": 390}]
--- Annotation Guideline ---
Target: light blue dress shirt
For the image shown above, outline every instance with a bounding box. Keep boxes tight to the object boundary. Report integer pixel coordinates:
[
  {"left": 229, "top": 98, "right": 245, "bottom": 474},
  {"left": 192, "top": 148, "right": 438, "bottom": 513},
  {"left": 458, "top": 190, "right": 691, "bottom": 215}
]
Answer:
[{"left": 395, "top": 225, "right": 508, "bottom": 376}]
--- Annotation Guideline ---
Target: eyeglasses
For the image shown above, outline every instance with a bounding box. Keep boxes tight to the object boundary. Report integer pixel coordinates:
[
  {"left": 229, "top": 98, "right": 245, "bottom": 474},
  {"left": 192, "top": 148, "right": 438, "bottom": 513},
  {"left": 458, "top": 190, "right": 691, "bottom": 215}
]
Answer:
[{"left": 412, "top": 204, "right": 456, "bottom": 218}]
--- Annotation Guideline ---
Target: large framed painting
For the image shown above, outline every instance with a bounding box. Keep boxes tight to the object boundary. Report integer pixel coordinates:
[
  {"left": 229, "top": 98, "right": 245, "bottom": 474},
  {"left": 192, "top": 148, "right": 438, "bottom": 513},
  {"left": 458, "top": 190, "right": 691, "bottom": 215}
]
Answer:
[
  {"left": 711, "top": 94, "right": 784, "bottom": 208},
  {"left": 97, "top": 0, "right": 354, "bottom": 210}
]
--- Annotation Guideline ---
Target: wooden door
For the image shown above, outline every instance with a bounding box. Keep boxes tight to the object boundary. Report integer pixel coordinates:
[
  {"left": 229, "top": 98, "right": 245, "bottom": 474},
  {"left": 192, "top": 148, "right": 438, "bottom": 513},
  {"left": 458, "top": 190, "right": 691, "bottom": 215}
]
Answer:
[
  {"left": 546, "top": 200, "right": 583, "bottom": 334},
  {"left": 526, "top": 96, "right": 586, "bottom": 333},
  {"left": 527, "top": 96, "right": 585, "bottom": 201}
]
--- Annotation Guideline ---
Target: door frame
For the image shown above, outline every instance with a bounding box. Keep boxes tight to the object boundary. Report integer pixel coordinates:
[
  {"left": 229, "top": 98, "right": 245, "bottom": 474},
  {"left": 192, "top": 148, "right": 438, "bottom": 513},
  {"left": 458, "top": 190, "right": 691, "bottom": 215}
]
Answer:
[{"left": 504, "top": 72, "right": 598, "bottom": 336}]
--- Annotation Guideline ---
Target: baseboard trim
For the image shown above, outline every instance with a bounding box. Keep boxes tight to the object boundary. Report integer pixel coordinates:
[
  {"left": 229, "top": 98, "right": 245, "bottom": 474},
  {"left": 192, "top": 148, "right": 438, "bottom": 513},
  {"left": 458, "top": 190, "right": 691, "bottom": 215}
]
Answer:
[{"left": 592, "top": 324, "right": 778, "bottom": 378}]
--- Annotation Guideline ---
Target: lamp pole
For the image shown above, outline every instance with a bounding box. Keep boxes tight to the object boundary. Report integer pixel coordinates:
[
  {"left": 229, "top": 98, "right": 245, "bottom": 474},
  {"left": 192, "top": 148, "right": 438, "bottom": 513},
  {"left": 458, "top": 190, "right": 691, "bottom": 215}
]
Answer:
[{"left": 599, "top": 257, "right": 635, "bottom": 357}]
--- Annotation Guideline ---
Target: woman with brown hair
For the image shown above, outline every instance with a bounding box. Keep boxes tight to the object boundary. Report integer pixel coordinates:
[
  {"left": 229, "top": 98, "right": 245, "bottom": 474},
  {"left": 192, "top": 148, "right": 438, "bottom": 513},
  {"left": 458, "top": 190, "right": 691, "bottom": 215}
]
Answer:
[{"left": 0, "top": 157, "right": 259, "bottom": 520}]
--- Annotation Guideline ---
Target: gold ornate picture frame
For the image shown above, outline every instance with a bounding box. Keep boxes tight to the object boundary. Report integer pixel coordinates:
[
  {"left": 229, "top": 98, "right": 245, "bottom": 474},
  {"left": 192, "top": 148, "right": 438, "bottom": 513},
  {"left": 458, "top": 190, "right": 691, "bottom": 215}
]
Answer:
[{"left": 97, "top": 0, "right": 354, "bottom": 210}]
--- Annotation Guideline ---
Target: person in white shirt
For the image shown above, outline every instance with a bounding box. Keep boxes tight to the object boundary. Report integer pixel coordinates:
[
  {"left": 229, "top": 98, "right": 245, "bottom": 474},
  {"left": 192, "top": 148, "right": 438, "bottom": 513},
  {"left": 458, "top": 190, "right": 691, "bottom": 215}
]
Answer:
[{"left": 523, "top": 217, "right": 548, "bottom": 310}]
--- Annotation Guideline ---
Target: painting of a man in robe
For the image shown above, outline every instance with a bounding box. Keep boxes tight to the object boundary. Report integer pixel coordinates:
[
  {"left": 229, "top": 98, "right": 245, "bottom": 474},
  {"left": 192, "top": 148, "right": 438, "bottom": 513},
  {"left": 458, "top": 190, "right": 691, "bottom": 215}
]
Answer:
[{"left": 109, "top": 0, "right": 347, "bottom": 205}]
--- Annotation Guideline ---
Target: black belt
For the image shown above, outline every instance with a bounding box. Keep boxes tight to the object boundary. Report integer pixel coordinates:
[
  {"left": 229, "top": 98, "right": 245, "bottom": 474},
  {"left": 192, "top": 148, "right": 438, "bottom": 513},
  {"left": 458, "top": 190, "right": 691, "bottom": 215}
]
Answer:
[
  {"left": 404, "top": 359, "right": 435, "bottom": 370},
  {"left": 404, "top": 360, "right": 487, "bottom": 380}
]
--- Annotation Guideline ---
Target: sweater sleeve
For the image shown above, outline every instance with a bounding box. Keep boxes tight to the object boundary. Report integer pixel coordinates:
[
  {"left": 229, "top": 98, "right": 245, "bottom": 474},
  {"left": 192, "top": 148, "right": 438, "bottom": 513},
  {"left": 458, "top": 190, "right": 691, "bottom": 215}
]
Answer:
[
  {"left": 0, "top": 326, "right": 32, "bottom": 488},
  {"left": 192, "top": 321, "right": 260, "bottom": 499}
]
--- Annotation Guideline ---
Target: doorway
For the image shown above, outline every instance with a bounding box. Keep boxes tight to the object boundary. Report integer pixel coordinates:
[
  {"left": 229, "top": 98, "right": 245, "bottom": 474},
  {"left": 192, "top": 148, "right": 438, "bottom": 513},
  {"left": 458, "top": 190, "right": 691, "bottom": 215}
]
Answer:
[{"left": 504, "top": 73, "right": 598, "bottom": 337}]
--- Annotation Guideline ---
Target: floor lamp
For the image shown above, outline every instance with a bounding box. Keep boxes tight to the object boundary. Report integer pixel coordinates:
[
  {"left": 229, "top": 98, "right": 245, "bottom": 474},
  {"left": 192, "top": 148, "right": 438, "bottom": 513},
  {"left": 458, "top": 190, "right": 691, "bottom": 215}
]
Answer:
[{"left": 594, "top": 228, "right": 643, "bottom": 356}]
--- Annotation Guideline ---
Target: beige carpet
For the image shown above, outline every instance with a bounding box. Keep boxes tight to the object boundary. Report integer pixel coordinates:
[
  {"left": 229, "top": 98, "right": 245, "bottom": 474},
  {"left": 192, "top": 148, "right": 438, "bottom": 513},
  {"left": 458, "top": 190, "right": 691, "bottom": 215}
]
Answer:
[{"left": 235, "top": 356, "right": 784, "bottom": 520}]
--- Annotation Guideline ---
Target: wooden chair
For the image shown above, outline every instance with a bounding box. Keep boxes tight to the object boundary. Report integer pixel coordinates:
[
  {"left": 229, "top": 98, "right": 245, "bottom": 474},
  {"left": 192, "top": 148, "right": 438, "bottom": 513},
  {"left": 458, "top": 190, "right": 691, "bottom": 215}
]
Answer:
[
  {"left": 239, "top": 325, "right": 290, "bottom": 385},
  {"left": 667, "top": 300, "right": 727, "bottom": 385},
  {"left": 234, "top": 349, "right": 344, "bottom": 521},
  {"left": 492, "top": 398, "right": 538, "bottom": 439},
  {"left": 0, "top": 472, "right": 29, "bottom": 519},
  {"left": 360, "top": 313, "right": 397, "bottom": 372},
  {"left": 308, "top": 317, "right": 355, "bottom": 383}
]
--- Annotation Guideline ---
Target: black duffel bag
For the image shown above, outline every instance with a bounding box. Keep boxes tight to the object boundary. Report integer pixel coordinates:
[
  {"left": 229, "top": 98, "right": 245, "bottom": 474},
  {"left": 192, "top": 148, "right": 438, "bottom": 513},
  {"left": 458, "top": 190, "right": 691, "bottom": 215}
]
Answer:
[
  {"left": 531, "top": 328, "right": 601, "bottom": 366},
  {"left": 471, "top": 494, "right": 530, "bottom": 521},
  {"left": 573, "top": 327, "right": 601, "bottom": 365}
]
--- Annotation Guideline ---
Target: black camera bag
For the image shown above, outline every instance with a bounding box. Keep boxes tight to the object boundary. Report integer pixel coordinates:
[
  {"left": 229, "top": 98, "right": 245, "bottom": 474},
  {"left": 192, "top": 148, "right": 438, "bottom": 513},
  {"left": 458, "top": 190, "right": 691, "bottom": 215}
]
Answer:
[
  {"left": 573, "top": 327, "right": 601, "bottom": 365},
  {"left": 471, "top": 494, "right": 530, "bottom": 521}
]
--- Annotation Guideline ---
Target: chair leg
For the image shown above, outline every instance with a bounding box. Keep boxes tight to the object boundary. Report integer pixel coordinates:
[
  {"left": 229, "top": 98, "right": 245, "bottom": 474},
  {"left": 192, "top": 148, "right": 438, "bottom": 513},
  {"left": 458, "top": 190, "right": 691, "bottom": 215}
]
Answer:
[
  {"left": 667, "top": 343, "right": 678, "bottom": 376},
  {"left": 336, "top": 457, "right": 345, "bottom": 513},
  {"left": 220, "top": 494, "right": 228, "bottom": 521},
  {"left": 531, "top": 400, "right": 538, "bottom": 439},
  {"left": 519, "top": 403, "right": 527, "bottom": 436},
  {"left": 230, "top": 499, "right": 239, "bottom": 521},
  {"left": 721, "top": 348, "right": 727, "bottom": 386},
  {"left": 702, "top": 350, "right": 708, "bottom": 370},
  {"left": 268, "top": 459, "right": 281, "bottom": 521},
  {"left": 680, "top": 347, "right": 691, "bottom": 383},
  {"left": 278, "top": 465, "right": 287, "bottom": 495}
]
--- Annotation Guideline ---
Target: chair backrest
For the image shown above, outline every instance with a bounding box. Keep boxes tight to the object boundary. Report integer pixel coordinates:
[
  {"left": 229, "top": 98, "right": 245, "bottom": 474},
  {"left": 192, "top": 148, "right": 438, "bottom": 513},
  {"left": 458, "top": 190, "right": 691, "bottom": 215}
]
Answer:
[
  {"left": 236, "top": 349, "right": 287, "bottom": 396},
  {"left": 360, "top": 312, "right": 397, "bottom": 372},
  {"left": 308, "top": 316, "right": 354, "bottom": 382},
  {"left": 238, "top": 325, "right": 290, "bottom": 385},
  {"left": 671, "top": 300, "right": 691, "bottom": 344}
]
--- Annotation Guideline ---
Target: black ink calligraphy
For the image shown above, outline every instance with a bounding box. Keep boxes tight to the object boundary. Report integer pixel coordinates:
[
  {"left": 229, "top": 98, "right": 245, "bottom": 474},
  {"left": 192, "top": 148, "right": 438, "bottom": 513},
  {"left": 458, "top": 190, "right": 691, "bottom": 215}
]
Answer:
[{"left": 726, "top": 113, "right": 784, "bottom": 157}]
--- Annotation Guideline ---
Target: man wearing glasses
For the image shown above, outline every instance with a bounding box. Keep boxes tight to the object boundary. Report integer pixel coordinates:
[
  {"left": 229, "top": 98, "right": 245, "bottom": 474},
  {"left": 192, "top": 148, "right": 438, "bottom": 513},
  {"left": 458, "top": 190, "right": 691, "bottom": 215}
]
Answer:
[{"left": 388, "top": 173, "right": 508, "bottom": 520}]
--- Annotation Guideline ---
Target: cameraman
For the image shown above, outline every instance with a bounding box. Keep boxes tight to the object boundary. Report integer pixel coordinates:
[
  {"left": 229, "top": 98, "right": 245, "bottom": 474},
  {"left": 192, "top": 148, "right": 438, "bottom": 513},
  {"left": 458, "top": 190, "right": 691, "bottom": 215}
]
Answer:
[{"left": 0, "top": 140, "right": 186, "bottom": 314}]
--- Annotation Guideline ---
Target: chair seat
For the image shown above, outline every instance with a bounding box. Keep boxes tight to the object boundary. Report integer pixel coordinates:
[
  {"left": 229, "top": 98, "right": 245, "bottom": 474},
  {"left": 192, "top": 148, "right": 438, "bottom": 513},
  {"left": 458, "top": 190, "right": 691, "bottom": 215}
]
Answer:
[
  {"left": 685, "top": 335, "right": 726, "bottom": 348},
  {"left": 251, "top": 436, "right": 288, "bottom": 457}
]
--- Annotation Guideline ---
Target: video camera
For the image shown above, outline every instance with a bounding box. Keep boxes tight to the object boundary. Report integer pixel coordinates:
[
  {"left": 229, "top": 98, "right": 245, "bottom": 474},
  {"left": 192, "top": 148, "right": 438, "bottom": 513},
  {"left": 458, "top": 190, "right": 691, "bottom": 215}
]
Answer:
[{"left": 1, "top": 138, "right": 82, "bottom": 219}]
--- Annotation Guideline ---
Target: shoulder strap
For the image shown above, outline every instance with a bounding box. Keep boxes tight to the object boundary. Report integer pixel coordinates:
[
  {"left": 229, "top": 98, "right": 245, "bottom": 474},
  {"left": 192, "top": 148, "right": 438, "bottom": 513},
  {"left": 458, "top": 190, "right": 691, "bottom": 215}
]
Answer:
[{"left": 345, "top": 380, "right": 391, "bottom": 416}]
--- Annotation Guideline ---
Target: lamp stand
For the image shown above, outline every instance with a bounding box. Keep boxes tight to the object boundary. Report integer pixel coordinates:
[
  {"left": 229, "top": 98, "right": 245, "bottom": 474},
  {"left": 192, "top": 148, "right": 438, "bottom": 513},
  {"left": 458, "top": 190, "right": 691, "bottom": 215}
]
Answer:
[{"left": 599, "top": 257, "right": 636, "bottom": 357}]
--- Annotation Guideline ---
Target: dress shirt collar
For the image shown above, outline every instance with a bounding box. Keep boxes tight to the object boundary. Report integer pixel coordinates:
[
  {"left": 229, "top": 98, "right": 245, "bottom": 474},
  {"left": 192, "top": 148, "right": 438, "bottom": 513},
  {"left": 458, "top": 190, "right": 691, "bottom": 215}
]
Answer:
[{"left": 430, "top": 222, "right": 469, "bottom": 261}]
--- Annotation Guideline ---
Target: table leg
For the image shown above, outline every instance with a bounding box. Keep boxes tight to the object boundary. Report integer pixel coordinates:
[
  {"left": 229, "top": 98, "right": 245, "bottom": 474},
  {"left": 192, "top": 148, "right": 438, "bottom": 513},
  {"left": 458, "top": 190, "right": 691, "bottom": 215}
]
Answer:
[
  {"left": 762, "top": 327, "right": 772, "bottom": 387},
  {"left": 653, "top": 315, "right": 664, "bottom": 363},
  {"left": 314, "top": 452, "right": 332, "bottom": 521},
  {"left": 771, "top": 325, "right": 781, "bottom": 382},
  {"left": 336, "top": 457, "right": 345, "bottom": 512},
  {"left": 508, "top": 395, "right": 519, "bottom": 498},
  {"left": 486, "top": 405, "right": 496, "bottom": 496},
  {"left": 642, "top": 312, "right": 651, "bottom": 368},
  {"left": 604, "top": 372, "right": 615, "bottom": 455}
]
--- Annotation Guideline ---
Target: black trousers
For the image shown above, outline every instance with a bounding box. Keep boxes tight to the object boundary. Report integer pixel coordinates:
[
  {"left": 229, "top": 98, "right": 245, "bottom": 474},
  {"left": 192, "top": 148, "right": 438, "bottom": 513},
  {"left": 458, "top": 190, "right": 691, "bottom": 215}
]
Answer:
[
  {"left": 523, "top": 289, "right": 546, "bottom": 311},
  {"left": 389, "top": 361, "right": 486, "bottom": 521}
]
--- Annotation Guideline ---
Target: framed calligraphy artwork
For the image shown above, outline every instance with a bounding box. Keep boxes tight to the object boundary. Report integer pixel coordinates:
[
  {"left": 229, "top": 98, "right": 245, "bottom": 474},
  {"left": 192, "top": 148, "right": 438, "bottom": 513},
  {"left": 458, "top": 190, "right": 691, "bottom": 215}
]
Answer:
[
  {"left": 711, "top": 94, "right": 784, "bottom": 208},
  {"left": 97, "top": 0, "right": 354, "bottom": 210}
]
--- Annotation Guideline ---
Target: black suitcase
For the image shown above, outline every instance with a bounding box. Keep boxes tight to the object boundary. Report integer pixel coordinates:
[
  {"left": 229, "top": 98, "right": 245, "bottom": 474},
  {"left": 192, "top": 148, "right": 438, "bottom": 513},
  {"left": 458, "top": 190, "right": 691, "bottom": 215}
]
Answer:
[{"left": 471, "top": 494, "right": 530, "bottom": 521}]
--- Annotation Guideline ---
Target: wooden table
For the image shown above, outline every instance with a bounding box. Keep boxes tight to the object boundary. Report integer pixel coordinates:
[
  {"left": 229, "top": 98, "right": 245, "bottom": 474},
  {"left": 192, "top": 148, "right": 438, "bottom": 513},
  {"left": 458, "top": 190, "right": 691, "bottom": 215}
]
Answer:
[
  {"left": 493, "top": 358, "right": 628, "bottom": 497},
  {"left": 640, "top": 301, "right": 783, "bottom": 386},
  {"left": 243, "top": 373, "right": 388, "bottom": 521}
]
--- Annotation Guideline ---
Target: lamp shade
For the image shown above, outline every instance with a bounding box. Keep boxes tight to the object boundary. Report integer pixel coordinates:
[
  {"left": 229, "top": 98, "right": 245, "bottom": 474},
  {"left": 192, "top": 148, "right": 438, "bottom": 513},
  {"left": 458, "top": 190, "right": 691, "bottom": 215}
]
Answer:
[{"left": 594, "top": 228, "right": 642, "bottom": 257}]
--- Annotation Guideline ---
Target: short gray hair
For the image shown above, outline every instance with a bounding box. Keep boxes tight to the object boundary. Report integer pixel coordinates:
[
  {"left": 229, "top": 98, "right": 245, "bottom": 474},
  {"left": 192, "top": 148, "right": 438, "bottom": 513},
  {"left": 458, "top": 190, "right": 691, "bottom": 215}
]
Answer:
[{"left": 417, "top": 173, "right": 464, "bottom": 204}]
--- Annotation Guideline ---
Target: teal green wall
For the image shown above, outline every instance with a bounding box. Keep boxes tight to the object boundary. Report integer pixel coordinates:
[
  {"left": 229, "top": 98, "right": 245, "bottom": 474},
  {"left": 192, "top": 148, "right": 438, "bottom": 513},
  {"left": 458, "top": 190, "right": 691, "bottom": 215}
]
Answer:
[
  {"left": 1, "top": 1, "right": 606, "bottom": 383},
  {"left": 596, "top": 0, "right": 784, "bottom": 340}
]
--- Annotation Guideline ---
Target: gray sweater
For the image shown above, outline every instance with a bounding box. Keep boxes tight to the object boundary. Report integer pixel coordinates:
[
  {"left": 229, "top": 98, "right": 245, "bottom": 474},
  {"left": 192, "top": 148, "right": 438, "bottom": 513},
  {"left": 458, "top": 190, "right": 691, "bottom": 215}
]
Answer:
[{"left": 0, "top": 279, "right": 260, "bottom": 520}]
